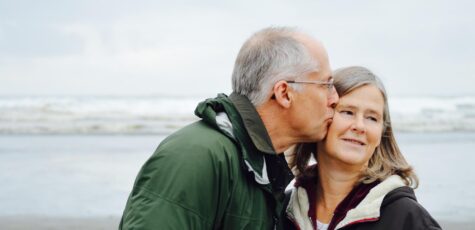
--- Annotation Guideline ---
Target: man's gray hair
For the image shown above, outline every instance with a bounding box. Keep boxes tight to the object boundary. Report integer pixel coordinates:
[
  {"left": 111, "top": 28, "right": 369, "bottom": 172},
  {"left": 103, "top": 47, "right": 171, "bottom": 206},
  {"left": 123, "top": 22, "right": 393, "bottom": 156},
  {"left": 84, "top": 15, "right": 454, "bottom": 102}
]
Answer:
[{"left": 231, "top": 27, "right": 319, "bottom": 106}]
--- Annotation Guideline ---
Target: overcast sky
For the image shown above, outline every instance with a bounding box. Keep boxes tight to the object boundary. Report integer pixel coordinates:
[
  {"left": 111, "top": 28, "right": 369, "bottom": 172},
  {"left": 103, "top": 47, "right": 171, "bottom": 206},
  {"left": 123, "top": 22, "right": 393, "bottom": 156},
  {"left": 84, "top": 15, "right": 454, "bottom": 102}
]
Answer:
[{"left": 1, "top": 0, "right": 474, "bottom": 97}]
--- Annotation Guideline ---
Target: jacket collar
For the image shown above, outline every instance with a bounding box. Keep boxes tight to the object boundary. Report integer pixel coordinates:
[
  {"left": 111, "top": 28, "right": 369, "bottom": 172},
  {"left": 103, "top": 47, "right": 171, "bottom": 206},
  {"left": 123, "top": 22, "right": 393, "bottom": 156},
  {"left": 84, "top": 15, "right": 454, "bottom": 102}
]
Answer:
[
  {"left": 195, "top": 93, "right": 294, "bottom": 219},
  {"left": 286, "top": 166, "right": 407, "bottom": 230},
  {"left": 194, "top": 93, "right": 291, "bottom": 183},
  {"left": 229, "top": 92, "right": 276, "bottom": 154}
]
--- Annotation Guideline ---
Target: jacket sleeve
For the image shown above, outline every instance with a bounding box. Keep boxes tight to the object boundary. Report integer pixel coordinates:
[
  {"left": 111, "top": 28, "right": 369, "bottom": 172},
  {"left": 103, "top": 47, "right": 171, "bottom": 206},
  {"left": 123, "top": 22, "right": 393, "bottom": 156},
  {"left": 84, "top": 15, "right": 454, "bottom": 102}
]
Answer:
[{"left": 119, "top": 134, "right": 236, "bottom": 229}]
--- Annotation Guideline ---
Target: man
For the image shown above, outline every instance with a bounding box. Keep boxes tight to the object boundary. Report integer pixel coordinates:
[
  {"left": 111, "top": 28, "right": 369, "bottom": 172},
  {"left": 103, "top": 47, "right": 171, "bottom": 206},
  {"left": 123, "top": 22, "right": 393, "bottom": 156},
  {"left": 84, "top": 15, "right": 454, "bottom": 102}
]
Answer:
[{"left": 119, "top": 27, "right": 339, "bottom": 229}]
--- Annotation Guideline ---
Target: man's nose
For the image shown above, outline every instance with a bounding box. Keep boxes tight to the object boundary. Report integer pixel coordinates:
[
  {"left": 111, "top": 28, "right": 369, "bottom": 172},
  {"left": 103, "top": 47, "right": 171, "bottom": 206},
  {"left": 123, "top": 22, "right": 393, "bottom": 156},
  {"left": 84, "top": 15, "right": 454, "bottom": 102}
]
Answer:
[{"left": 328, "top": 87, "right": 339, "bottom": 108}]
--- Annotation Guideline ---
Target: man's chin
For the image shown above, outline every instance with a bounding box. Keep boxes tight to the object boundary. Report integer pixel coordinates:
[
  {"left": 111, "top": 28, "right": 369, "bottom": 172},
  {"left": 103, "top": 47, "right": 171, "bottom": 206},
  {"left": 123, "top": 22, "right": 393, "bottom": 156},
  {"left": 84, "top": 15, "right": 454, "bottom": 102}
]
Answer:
[
  {"left": 314, "top": 128, "right": 328, "bottom": 141},
  {"left": 317, "top": 119, "right": 333, "bottom": 140}
]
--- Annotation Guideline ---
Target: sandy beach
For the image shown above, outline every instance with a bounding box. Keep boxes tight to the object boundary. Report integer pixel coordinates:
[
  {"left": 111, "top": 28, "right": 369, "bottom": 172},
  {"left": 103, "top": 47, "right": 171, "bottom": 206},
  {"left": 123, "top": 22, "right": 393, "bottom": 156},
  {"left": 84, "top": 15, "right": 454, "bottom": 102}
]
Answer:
[{"left": 0, "top": 216, "right": 471, "bottom": 230}]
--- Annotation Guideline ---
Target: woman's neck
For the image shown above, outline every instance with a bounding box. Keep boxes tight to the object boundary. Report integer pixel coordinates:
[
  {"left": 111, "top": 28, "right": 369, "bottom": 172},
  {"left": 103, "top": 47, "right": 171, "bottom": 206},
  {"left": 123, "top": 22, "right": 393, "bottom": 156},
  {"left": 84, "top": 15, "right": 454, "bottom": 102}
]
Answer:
[{"left": 315, "top": 155, "right": 362, "bottom": 223}]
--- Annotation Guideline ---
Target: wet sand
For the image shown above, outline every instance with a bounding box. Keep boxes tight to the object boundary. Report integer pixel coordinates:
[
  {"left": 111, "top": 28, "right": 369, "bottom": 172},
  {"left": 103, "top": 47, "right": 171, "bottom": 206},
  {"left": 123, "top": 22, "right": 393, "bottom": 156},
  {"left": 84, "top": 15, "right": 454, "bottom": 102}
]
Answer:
[
  {"left": 2, "top": 134, "right": 475, "bottom": 229},
  {"left": 0, "top": 216, "right": 120, "bottom": 230},
  {"left": 0, "top": 216, "right": 471, "bottom": 230}
]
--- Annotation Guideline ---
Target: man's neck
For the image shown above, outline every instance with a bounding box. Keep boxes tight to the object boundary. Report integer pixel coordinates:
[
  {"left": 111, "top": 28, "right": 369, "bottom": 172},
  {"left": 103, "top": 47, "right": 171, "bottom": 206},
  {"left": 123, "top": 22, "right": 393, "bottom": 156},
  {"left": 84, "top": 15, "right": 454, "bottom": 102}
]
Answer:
[{"left": 256, "top": 105, "right": 295, "bottom": 153}]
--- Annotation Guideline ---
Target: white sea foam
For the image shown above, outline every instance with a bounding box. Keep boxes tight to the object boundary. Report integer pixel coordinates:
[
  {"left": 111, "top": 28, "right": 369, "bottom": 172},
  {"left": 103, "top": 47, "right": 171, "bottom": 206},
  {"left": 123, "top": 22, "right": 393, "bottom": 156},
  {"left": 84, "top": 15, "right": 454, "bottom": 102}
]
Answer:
[
  {"left": 0, "top": 96, "right": 200, "bottom": 134},
  {"left": 389, "top": 96, "right": 475, "bottom": 132},
  {"left": 1, "top": 95, "right": 475, "bottom": 134}
]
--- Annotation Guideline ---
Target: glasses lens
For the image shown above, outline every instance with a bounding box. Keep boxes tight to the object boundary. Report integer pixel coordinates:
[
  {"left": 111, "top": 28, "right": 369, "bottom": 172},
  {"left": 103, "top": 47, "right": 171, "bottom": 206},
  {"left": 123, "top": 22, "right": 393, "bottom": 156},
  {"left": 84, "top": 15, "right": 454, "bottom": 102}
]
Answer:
[{"left": 327, "top": 78, "right": 334, "bottom": 93}]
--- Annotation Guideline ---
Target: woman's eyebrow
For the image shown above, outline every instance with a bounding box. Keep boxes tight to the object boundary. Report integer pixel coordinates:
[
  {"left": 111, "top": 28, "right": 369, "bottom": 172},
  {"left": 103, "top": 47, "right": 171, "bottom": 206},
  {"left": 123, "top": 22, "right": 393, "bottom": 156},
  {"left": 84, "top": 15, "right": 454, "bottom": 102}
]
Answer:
[
  {"left": 366, "top": 109, "right": 383, "bottom": 117},
  {"left": 336, "top": 104, "right": 355, "bottom": 110},
  {"left": 337, "top": 104, "right": 382, "bottom": 116}
]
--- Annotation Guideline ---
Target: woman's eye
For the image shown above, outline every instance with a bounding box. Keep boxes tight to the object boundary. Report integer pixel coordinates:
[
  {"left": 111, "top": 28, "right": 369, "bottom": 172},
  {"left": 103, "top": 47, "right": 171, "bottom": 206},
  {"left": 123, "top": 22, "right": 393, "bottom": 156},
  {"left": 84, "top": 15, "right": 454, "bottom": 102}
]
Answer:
[
  {"left": 367, "top": 116, "right": 378, "bottom": 122},
  {"left": 340, "top": 110, "right": 353, "bottom": 116}
]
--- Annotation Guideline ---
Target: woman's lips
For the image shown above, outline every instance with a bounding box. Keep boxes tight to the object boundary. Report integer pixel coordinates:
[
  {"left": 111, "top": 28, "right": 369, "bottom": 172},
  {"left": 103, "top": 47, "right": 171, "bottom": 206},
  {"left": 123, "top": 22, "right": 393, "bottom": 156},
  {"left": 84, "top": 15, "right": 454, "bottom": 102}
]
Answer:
[{"left": 341, "top": 138, "right": 365, "bottom": 146}]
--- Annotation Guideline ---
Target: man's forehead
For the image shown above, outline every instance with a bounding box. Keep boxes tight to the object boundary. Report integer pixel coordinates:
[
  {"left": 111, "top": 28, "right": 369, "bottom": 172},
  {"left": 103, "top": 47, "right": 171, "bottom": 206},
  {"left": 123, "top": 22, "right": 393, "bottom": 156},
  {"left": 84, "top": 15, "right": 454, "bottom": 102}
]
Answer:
[
  {"left": 294, "top": 33, "right": 331, "bottom": 80},
  {"left": 307, "top": 69, "right": 331, "bottom": 81}
]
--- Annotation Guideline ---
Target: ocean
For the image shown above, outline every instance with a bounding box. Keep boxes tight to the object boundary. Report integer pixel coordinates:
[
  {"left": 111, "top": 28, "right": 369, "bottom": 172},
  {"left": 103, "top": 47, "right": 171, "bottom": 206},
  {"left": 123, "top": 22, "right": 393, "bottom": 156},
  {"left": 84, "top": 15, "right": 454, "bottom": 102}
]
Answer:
[
  {"left": 1, "top": 95, "right": 475, "bottom": 134},
  {"left": 1, "top": 96, "right": 475, "bottom": 224}
]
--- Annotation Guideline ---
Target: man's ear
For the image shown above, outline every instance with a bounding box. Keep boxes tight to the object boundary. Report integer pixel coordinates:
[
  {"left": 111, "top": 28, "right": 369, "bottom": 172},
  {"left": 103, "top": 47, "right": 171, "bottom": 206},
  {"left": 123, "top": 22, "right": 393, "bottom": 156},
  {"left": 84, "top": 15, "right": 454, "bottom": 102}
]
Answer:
[{"left": 272, "top": 80, "right": 292, "bottom": 109}]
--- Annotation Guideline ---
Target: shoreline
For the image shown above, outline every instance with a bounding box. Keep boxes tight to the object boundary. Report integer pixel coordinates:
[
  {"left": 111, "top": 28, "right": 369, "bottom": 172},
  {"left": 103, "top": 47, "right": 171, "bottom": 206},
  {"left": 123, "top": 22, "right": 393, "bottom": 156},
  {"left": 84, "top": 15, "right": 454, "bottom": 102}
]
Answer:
[{"left": 0, "top": 216, "right": 471, "bottom": 230}]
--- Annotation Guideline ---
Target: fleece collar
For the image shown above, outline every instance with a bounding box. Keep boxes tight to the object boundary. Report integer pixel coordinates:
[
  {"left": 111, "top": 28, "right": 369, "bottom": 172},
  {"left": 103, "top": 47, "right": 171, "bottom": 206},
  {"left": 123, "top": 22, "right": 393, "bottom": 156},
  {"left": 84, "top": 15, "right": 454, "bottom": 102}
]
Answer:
[
  {"left": 335, "top": 175, "right": 406, "bottom": 229},
  {"left": 286, "top": 174, "right": 407, "bottom": 230}
]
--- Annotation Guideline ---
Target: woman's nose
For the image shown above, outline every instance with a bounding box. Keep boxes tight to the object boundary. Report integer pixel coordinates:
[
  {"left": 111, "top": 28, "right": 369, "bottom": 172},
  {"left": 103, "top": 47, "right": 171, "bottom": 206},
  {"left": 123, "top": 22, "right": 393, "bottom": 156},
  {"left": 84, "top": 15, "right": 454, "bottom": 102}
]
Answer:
[{"left": 351, "top": 116, "right": 366, "bottom": 133}]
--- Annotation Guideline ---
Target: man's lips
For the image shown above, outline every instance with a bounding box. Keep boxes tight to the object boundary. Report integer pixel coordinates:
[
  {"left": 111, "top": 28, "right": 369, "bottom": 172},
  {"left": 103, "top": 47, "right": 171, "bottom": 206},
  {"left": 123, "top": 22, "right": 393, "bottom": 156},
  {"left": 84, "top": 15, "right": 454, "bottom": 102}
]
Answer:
[
  {"left": 325, "top": 118, "right": 333, "bottom": 128},
  {"left": 341, "top": 138, "right": 366, "bottom": 146}
]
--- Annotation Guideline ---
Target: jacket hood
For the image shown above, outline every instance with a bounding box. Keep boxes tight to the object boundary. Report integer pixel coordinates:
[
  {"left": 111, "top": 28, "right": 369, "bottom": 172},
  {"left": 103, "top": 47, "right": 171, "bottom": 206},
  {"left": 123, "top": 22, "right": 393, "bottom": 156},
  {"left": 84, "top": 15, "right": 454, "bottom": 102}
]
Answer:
[
  {"left": 194, "top": 93, "right": 293, "bottom": 206},
  {"left": 381, "top": 186, "right": 417, "bottom": 207},
  {"left": 194, "top": 93, "right": 236, "bottom": 137},
  {"left": 194, "top": 93, "right": 277, "bottom": 188}
]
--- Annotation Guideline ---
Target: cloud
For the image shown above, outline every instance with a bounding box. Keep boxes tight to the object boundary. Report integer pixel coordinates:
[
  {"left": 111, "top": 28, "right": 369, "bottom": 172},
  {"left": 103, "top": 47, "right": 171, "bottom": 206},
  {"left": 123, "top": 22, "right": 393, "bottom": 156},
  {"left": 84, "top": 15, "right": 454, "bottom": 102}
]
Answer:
[{"left": 0, "top": 0, "right": 474, "bottom": 96}]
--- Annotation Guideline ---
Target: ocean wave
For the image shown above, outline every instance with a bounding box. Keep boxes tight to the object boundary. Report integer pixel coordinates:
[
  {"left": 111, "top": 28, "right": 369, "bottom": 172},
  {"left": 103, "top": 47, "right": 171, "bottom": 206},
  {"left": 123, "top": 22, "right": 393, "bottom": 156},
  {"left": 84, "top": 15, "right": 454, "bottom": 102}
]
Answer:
[{"left": 1, "top": 96, "right": 475, "bottom": 134}]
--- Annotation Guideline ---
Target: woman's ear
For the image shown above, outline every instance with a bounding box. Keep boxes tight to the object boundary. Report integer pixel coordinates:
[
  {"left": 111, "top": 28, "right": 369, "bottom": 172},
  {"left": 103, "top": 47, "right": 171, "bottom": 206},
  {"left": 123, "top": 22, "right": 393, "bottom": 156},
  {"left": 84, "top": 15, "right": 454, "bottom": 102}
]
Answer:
[{"left": 272, "top": 80, "right": 292, "bottom": 108}]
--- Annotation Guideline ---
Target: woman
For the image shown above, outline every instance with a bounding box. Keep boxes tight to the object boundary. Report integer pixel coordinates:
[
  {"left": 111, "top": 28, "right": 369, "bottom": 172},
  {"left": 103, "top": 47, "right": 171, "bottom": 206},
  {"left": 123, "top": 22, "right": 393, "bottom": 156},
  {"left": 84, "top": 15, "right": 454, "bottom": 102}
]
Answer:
[{"left": 284, "top": 66, "right": 441, "bottom": 230}]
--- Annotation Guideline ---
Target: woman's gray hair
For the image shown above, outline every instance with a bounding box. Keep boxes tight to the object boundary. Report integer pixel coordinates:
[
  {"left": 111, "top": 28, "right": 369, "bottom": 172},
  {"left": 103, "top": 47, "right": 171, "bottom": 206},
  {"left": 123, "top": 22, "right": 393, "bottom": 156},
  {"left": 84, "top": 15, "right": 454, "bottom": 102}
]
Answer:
[
  {"left": 232, "top": 27, "right": 319, "bottom": 106},
  {"left": 290, "top": 66, "right": 419, "bottom": 188}
]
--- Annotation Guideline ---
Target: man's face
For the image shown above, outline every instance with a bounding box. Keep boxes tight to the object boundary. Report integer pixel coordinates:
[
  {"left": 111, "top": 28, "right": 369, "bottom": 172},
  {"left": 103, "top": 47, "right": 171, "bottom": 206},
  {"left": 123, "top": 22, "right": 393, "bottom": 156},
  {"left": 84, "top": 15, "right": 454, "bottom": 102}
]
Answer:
[
  {"left": 291, "top": 66, "right": 339, "bottom": 142},
  {"left": 286, "top": 37, "right": 339, "bottom": 142},
  {"left": 284, "top": 38, "right": 338, "bottom": 142}
]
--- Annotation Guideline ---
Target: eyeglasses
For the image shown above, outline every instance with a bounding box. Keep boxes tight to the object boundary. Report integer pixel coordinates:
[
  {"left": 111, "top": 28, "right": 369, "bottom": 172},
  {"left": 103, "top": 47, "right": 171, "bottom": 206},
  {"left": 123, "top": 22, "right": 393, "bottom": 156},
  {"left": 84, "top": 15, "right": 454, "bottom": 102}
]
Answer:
[{"left": 286, "top": 77, "right": 334, "bottom": 94}]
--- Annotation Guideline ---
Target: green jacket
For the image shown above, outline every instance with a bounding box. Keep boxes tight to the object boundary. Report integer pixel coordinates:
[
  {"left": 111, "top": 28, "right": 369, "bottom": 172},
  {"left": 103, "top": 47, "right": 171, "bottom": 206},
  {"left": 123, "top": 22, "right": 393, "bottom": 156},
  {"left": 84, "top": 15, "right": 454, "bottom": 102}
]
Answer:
[{"left": 119, "top": 93, "right": 294, "bottom": 229}]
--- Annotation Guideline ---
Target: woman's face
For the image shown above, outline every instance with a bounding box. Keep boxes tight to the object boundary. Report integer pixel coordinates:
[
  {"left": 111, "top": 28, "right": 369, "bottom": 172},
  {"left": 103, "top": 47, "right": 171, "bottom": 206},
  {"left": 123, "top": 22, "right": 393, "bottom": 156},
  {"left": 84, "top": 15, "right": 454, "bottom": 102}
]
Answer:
[{"left": 319, "top": 84, "right": 385, "bottom": 168}]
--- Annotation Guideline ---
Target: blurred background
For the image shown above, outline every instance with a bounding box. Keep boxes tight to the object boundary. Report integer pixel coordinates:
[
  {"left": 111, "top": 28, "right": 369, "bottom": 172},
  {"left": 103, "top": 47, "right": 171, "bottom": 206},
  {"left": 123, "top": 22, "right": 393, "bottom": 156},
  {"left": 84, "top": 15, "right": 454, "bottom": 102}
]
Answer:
[{"left": 1, "top": 0, "right": 474, "bottom": 229}]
